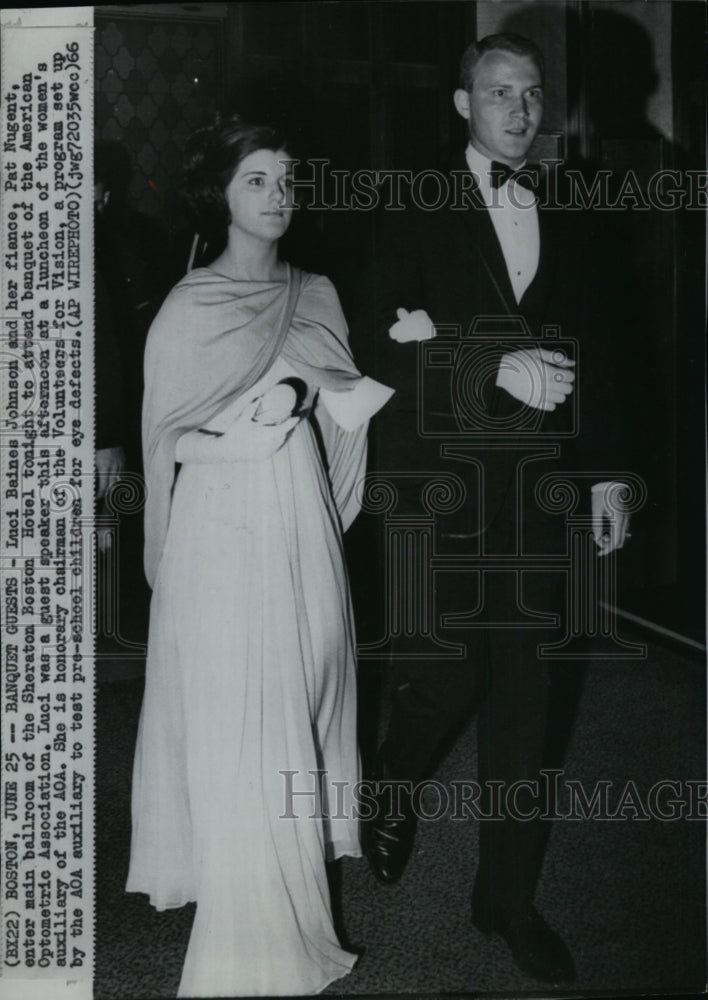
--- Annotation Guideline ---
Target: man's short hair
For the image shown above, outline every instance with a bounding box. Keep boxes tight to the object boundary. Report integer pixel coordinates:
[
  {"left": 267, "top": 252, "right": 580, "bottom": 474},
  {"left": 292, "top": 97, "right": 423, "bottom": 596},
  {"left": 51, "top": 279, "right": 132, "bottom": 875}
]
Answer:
[{"left": 459, "top": 33, "right": 545, "bottom": 91}]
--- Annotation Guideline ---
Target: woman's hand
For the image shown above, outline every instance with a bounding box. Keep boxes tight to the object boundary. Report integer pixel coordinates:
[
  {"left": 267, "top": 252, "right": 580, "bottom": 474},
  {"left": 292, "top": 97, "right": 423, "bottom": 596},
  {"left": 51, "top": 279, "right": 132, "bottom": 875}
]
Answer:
[
  {"left": 219, "top": 397, "right": 300, "bottom": 461},
  {"left": 176, "top": 398, "right": 300, "bottom": 465},
  {"left": 388, "top": 307, "right": 436, "bottom": 343}
]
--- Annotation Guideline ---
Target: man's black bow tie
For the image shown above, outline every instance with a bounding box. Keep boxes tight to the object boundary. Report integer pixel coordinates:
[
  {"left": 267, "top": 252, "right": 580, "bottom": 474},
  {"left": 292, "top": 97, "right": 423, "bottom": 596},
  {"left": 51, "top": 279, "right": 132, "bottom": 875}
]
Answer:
[{"left": 490, "top": 161, "right": 537, "bottom": 191}]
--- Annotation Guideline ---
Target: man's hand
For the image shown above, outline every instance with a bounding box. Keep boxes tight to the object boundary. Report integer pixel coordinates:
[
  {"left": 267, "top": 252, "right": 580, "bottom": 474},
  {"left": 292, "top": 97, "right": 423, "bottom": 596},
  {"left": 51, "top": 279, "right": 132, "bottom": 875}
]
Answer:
[
  {"left": 592, "top": 481, "right": 632, "bottom": 556},
  {"left": 389, "top": 308, "right": 436, "bottom": 343},
  {"left": 95, "top": 445, "right": 126, "bottom": 502},
  {"left": 496, "top": 347, "right": 575, "bottom": 411}
]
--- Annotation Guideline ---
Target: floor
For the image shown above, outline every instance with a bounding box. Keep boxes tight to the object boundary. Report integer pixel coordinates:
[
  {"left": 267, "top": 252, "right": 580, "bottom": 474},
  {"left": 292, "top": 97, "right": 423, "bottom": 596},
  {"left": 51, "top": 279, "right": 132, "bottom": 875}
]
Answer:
[{"left": 95, "top": 625, "right": 705, "bottom": 998}]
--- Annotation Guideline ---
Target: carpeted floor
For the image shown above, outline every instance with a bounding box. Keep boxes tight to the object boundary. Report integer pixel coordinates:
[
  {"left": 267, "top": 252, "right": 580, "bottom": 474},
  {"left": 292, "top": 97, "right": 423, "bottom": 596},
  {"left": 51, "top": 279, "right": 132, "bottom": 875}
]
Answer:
[{"left": 95, "top": 634, "right": 705, "bottom": 999}]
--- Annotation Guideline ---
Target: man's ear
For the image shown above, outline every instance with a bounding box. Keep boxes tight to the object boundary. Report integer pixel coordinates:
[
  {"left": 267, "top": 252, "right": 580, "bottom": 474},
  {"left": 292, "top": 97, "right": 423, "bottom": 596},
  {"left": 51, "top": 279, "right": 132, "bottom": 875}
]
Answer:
[{"left": 453, "top": 88, "right": 471, "bottom": 120}]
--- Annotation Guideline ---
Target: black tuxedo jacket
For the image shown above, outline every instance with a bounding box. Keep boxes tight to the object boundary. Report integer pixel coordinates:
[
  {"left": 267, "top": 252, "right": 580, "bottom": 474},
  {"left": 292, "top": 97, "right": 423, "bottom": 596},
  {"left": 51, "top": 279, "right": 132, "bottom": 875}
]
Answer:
[{"left": 357, "top": 152, "right": 630, "bottom": 531}]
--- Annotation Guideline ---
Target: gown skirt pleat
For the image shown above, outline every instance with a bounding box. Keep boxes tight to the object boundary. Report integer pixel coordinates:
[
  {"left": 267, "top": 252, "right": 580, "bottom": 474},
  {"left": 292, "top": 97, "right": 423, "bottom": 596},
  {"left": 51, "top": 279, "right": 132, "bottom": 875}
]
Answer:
[{"left": 126, "top": 405, "right": 361, "bottom": 997}]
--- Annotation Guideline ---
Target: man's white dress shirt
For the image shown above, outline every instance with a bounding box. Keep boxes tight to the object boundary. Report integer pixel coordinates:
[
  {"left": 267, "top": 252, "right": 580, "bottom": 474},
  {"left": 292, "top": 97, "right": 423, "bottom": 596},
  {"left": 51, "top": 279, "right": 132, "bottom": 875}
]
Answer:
[{"left": 465, "top": 142, "right": 539, "bottom": 304}]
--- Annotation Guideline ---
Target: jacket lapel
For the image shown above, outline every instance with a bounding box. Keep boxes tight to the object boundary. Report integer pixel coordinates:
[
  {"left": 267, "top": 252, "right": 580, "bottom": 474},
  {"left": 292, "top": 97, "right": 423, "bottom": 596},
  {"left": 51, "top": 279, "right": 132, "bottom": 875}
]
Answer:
[
  {"left": 448, "top": 153, "right": 519, "bottom": 316},
  {"left": 518, "top": 193, "right": 558, "bottom": 328},
  {"left": 448, "top": 151, "right": 557, "bottom": 327}
]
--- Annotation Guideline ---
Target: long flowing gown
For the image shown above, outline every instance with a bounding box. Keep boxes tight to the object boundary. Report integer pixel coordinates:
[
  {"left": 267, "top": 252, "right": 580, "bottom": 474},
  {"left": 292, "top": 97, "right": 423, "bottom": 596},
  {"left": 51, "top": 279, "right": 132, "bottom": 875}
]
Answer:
[{"left": 126, "top": 266, "right": 373, "bottom": 997}]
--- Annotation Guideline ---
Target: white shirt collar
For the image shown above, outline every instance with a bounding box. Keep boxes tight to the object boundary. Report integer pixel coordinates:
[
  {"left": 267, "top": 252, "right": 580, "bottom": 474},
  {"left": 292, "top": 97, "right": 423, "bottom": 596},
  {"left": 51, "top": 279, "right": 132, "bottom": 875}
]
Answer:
[
  {"left": 464, "top": 142, "right": 528, "bottom": 190},
  {"left": 464, "top": 142, "right": 535, "bottom": 209}
]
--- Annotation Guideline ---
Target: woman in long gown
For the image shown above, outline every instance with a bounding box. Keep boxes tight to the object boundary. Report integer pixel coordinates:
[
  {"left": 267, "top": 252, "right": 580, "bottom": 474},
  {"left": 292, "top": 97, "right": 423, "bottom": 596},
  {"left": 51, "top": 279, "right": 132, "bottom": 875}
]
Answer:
[{"left": 126, "top": 116, "right": 390, "bottom": 997}]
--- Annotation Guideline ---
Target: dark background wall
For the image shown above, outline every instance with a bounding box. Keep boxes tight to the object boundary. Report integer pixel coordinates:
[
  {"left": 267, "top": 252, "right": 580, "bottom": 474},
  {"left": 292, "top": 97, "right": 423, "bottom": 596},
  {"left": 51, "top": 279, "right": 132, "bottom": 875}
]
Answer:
[{"left": 94, "top": 0, "right": 706, "bottom": 647}]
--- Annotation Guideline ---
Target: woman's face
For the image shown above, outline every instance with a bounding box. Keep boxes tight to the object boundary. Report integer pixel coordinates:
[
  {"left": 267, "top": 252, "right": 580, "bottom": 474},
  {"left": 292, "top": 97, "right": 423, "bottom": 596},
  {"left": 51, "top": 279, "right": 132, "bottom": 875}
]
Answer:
[{"left": 224, "top": 147, "right": 293, "bottom": 244}]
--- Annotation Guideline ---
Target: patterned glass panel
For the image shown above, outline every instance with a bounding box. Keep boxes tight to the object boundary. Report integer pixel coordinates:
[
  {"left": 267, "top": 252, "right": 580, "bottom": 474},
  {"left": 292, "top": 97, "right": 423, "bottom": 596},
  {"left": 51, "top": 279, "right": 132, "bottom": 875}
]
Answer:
[{"left": 94, "top": 13, "right": 225, "bottom": 228}]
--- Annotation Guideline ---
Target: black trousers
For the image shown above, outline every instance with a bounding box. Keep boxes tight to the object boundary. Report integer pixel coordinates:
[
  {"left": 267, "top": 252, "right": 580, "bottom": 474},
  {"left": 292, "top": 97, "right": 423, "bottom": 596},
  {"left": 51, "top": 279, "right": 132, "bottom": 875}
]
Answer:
[{"left": 381, "top": 514, "right": 581, "bottom": 926}]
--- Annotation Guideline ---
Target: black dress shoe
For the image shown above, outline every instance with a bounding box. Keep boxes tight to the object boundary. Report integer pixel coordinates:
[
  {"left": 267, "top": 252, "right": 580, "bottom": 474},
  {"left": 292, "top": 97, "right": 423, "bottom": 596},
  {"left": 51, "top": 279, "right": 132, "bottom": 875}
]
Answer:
[
  {"left": 472, "top": 905, "right": 577, "bottom": 983},
  {"left": 362, "top": 752, "right": 417, "bottom": 885}
]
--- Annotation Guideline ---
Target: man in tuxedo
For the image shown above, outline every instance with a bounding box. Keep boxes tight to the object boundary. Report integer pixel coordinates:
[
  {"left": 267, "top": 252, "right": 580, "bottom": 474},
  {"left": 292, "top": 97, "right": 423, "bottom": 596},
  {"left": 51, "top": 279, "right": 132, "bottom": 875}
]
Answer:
[{"left": 361, "top": 33, "right": 631, "bottom": 983}]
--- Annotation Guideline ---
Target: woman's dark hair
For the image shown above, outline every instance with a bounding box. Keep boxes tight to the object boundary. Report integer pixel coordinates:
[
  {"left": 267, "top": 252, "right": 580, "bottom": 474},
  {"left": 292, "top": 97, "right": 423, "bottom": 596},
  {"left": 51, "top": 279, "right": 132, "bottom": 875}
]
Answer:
[{"left": 183, "top": 114, "right": 293, "bottom": 247}]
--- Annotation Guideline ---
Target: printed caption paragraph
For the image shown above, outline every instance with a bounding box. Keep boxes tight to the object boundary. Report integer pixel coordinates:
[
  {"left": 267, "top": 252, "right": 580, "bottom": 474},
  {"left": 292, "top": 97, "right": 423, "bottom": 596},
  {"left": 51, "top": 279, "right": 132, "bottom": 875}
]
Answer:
[{"left": 1, "top": 8, "right": 94, "bottom": 997}]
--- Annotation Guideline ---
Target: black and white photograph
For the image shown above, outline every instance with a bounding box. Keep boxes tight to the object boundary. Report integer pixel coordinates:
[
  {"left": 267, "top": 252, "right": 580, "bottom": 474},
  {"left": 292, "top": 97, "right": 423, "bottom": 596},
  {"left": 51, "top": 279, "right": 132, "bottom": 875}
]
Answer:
[{"left": 0, "top": 2, "right": 706, "bottom": 999}]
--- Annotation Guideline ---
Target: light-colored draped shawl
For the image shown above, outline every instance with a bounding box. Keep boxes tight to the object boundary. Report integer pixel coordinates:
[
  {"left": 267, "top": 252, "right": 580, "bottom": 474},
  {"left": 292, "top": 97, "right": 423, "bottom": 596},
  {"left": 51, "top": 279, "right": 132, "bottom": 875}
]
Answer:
[{"left": 142, "top": 264, "right": 364, "bottom": 587}]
